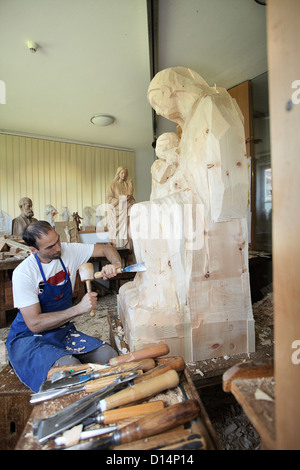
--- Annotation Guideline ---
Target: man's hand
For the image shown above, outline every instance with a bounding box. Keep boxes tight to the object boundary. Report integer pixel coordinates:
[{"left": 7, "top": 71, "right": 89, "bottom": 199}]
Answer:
[
  {"left": 101, "top": 264, "right": 119, "bottom": 280},
  {"left": 77, "top": 292, "right": 98, "bottom": 314}
]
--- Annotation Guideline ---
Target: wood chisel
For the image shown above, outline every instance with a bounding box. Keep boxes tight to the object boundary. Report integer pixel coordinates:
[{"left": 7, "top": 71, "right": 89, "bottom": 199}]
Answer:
[
  {"left": 94, "top": 262, "right": 146, "bottom": 279},
  {"left": 104, "top": 343, "right": 170, "bottom": 367},
  {"left": 55, "top": 401, "right": 165, "bottom": 447},
  {"left": 30, "top": 372, "right": 141, "bottom": 404},
  {"left": 63, "top": 400, "right": 200, "bottom": 450},
  {"left": 41, "top": 358, "right": 155, "bottom": 392},
  {"left": 80, "top": 400, "right": 165, "bottom": 428},
  {"left": 36, "top": 369, "right": 180, "bottom": 443},
  {"left": 48, "top": 358, "right": 155, "bottom": 383}
]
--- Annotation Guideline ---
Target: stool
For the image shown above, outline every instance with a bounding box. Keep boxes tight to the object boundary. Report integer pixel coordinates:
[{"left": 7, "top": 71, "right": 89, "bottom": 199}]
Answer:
[{"left": 0, "top": 365, "right": 32, "bottom": 450}]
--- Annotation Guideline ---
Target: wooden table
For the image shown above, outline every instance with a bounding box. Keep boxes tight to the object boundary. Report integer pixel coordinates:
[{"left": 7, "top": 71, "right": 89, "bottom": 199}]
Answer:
[
  {"left": 0, "top": 257, "right": 23, "bottom": 328},
  {"left": 222, "top": 360, "right": 275, "bottom": 450}
]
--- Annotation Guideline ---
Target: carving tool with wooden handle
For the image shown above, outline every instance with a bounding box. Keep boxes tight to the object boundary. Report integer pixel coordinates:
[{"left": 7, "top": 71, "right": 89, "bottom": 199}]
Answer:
[
  {"left": 55, "top": 401, "right": 165, "bottom": 447},
  {"left": 36, "top": 370, "right": 180, "bottom": 443},
  {"left": 47, "top": 358, "right": 155, "bottom": 383},
  {"left": 94, "top": 262, "right": 146, "bottom": 279},
  {"left": 107, "top": 343, "right": 170, "bottom": 367},
  {"left": 78, "top": 400, "right": 165, "bottom": 428},
  {"left": 31, "top": 372, "right": 142, "bottom": 404},
  {"left": 133, "top": 356, "right": 185, "bottom": 383},
  {"left": 64, "top": 400, "right": 200, "bottom": 450}
]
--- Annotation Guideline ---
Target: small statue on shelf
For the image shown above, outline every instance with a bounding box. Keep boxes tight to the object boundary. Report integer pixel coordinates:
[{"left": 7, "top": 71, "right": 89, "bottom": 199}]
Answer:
[
  {"left": 72, "top": 212, "right": 83, "bottom": 231},
  {"left": 106, "top": 166, "right": 135, "bottom": 249},
  {"left": 12, "top": 197, "right": 37, "bottom": 235},
  {"left": 60, "top": 207, "right": 72, "bottom": 222},
  {"left": 45, "top": 204, "right": 58, "bottom": 227}
]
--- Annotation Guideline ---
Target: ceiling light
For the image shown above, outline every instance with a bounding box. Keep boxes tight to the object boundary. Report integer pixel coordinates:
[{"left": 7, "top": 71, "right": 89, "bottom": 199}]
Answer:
[
  {"left": 90, "top": 114, "right": 115, "bottom": 126},
  {"left": 27, "top": 41, "right": 39, "bottom": 53}
]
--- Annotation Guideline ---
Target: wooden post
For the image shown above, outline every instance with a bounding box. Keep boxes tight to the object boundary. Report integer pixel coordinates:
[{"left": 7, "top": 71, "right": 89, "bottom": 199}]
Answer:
[{"left": 267, "top": 0, "right": 300, "bottom": 450}]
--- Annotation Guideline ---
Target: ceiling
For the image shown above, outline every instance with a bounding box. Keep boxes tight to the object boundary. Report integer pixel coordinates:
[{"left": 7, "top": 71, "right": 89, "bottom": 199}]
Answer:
[{"left": 0, "top": 0, "right": 268, "bottom": 154}]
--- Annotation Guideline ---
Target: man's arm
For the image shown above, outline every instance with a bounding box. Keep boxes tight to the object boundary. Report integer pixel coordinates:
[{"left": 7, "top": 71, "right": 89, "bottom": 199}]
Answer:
[
  {"left": 20, "top": 292, "right": 98, "bottom": 334},
  {"left": 91, "top": 244, "right": 122, "bottom": 279}
]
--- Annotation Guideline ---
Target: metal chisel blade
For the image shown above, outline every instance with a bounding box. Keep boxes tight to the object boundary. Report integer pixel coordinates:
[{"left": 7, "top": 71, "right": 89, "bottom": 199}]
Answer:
[
  {"left": 122, "top": 262, "right": 146, "bottom": 273},
  {"left": 39, "top": 372, "right": 99, "bottom": 392},
  {"left": 36, "top": 372, "right": 139, "bottom": 443}
]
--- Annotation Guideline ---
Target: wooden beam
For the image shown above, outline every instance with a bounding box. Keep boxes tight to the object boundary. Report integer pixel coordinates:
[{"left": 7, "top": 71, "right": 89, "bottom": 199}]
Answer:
[{"left": 267, "top": 0, "right": 300, "bottom": 450}]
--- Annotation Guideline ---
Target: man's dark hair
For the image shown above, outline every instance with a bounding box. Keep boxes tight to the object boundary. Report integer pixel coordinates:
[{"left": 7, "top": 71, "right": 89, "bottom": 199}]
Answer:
[{"left": 23, "top": 220, "right": 53, "bottom": 249}]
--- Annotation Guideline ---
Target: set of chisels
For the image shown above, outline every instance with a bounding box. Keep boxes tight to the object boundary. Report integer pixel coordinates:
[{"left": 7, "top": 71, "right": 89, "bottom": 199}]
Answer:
[{"left": 30, "top": 344, "right": 205, "bottom": 450}]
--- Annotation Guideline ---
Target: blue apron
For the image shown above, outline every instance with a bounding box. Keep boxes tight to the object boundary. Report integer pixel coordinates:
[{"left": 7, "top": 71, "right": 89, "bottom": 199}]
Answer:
[{"left": 6, "top": 254, "right": 102, "bottom": 392}]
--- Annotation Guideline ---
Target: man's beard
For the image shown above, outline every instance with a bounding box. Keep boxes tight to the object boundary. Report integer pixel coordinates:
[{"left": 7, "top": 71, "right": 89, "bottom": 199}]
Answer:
[
  {"left": 24, "top": 210, "right": 34, "bottom": 218},
  {"left": 42, "top": 251, "right": 61, "bottom": 262}
]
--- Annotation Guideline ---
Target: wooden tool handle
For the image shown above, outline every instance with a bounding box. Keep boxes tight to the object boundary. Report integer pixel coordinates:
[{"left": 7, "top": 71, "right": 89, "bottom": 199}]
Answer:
[
  {"left": 120, "top": 400, "right": 200, "bottom": 445},
  {"left": 102, "top": 401, "right": 164, "bottom": 425},
  {"left": 103, "top": 370, "right": 179, "bottom": 411},
  {"left": 133, "top": 356, "right": 185, "bottom": 383},
  {"left": 85, "top": 280, "right": 96, "bottom": 317},
  {"left": 98, "top": 359, "right": 155, "bottom": 377},
  {"left": 85, "top": 372, "right": 142, "bottom": 393},
  {"left": 109, "top": 344, "right": 170, "bottom": 367},
  {"left": 94, "top": 267, "right": 122, "bottom": 279}
]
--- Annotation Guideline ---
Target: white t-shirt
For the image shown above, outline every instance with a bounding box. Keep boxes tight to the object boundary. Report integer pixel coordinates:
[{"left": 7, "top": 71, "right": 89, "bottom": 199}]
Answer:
[{"left": 12, "top": 243, "right": 94, "bottom": 309}]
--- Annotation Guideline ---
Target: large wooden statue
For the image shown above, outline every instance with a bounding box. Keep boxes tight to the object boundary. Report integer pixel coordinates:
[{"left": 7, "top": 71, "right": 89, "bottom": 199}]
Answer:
[
  {"left": 118, "top": 67, "right": 255, "bottom": 362},
  {"left": 12, "top": 197, "right": 37, "bottom": 235},
  {"left": 107, "top": 166, "right": 135, "bottom": 250}
]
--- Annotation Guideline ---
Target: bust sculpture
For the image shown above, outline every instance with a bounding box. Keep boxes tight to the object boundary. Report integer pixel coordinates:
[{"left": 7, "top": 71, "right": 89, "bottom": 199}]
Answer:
[{"left": 12, "top": 197, "right": 37, "bottom": 235}]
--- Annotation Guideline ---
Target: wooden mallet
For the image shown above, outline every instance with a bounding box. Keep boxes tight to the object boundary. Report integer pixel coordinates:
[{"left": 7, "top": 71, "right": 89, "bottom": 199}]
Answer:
[{"left": 78, "top": 262, "right": 96, "bottom": 317}]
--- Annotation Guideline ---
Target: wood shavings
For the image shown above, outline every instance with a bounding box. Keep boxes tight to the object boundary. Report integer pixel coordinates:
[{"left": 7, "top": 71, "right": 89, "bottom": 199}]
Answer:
[
  {"left": 60, "top": 424, "right": 83, "bottom": 447},
  {"left": 254, "top": 388, "right": 274, "bottom": 402}
]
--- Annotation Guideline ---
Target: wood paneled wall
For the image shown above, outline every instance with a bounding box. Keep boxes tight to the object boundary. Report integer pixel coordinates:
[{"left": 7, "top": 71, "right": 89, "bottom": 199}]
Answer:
[{"left": 0, "top": 134, "right": 134, "bottom": 221}]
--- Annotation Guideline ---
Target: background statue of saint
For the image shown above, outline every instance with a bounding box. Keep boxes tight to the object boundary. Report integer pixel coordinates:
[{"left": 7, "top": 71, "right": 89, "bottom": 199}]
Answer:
[
  {"left": 107, "top": 166, "right": 135, "bottom": 251},
  {"left": 12, "top": 197, "right": 37, "bottom": 236}
]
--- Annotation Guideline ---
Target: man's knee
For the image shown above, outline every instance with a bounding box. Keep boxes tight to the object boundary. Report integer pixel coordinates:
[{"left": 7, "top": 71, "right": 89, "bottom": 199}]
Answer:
[
  {"left": 78, "top": 343, "right": 118, "bottom": 364},
  {"left": 53, "top": 354, "right": 81, "bottom": 367}
]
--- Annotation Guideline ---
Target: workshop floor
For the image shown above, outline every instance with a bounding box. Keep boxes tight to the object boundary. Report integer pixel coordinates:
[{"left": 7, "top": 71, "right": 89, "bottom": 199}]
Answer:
[{"left": 0, "top": 288, "right": 274, "bottom": 451}]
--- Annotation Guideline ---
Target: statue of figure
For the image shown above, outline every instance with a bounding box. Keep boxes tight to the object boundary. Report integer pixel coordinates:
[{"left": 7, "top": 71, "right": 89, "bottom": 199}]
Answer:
[
  {"left": 60, "top": 207, "right": 72, "bottom": 222},
  {"left": 107, "top": 166, "right": 135, "bottom": 250},
  {"left": 83, "top": 206, "right": 95, "bottom": 227},
  {"left": 45, "top": 205, "right": 58, "bottom": 227},
  {"left": 12, "top": 197, "right": 37, "bottom": 235},
  {"left": 118, "top": 67, "right": 254, "bottom": 362},
  {"left": 72, "top": 212, "right": 83, "bottom": 231},
  {"left": 151, "top": 132, "right": 189, "bottom": 200}
]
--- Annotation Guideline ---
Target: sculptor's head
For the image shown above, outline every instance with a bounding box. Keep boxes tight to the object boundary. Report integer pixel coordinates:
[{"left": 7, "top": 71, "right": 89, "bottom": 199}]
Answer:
[{"left": 147, "top": 67, "right": 208, "bottom": 124}]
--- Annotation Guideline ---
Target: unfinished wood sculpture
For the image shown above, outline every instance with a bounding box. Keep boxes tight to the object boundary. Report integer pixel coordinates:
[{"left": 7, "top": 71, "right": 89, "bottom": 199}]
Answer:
[
  {"left": 107, "top": 167, "right": 135, "bottom": 250},
  {"left": 118, "top": 67, "right": 255, "bottom": 362}
]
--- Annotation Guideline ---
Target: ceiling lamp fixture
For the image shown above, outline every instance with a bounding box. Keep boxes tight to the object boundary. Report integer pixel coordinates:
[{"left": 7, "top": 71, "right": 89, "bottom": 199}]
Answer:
[
  {"left": 27, "top": 41, "right": 39, "bottom": 53},
  {"left": 90, "top": 114, "right": 115, "bottom": 127}
]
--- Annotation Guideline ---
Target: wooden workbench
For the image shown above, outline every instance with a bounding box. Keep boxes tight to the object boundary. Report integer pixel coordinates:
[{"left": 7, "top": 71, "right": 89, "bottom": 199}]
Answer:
[{"left": 0, "top": 257, "right": 23, "bottom": 328}]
